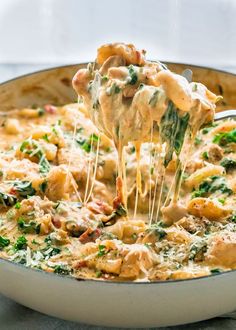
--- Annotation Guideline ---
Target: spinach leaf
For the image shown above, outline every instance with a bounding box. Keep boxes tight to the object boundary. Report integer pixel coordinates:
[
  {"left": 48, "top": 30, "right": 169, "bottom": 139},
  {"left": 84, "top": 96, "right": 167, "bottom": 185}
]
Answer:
[
  {"left": 213, "top": 128, "right": 236, "bottom": 146},
  {"left": 18, "top": 218, "right": 40, "bottom": 234},
  {"left": 0, "top": 236, "right": 10, "bottom": 248},
  {"left": 160, "top": 101, "right": 189, "bottom": 167},
  {"left": 192, "top": 175, "right": 233, "bottom": 198},
  {"left": 14, "top": 236, "right": 27, "bottom": 250},
  {"left": 220, "top": 158, "right": 236, "bottom": 172},
  {"left": 0, "top": 191, "right": 17, "bottom": 207},
  {"left": 20, "top": 138, "right": 50, "bottom": 174},
  {"left": 13, "top": 181, "right": 36, "bottom": 197}
]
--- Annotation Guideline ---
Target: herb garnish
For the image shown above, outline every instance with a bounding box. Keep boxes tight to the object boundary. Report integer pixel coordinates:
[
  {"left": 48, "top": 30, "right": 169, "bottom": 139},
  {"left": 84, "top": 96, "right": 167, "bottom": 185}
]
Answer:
[
  {"left": 13, "top": 181, "right": 36, "bottom": 197},
  {"left": 127, "top": 65, "right": 138, "bottom": 85},
  {"left": 14, "top": 236, "right": 27, "bottom": 250},
  {"left": 192, "top": 175, "right": 233, "bottom": 198},
  {"left": 0, "top": 236, "right": 10, "bottom": 248},
  {"left": 20, "top": 138, "right": 50, "bottom": 174},
  {"left": 213, "top": 128, "right": 236, "bottom": 146},
  {"left": 220, "top": 158, "right": 236, "bottom": 172},
  {"left": 18, "top": 218, "right": 40, "bottom": 234},
  {"left": 0, "top": 191, "right": 17, "bottom": 207}
]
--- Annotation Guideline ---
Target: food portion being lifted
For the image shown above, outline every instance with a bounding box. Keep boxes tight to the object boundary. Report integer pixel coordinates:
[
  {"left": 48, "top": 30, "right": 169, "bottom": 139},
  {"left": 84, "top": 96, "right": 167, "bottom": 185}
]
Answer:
[{"left": 73, "top": 42, "right": 220, "bottom": 222}]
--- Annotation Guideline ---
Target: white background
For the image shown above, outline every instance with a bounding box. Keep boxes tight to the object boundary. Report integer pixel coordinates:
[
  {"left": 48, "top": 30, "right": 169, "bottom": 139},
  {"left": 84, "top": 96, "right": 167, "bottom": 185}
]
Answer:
[{"left": 0, "top": 0, "right": 236, "bottom": 81}]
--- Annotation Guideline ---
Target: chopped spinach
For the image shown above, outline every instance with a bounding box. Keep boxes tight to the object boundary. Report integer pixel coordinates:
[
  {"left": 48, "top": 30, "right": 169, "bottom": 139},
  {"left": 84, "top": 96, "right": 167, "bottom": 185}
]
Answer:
[
  {"left": 76, "top": 133, "right": 99, "bottom": 153},
  {"left": 37, "top": 108, "right": 45, "bottom": 117},
  {"left": 127, "top": 65, "right": 138, "bottom": 85},
  {"left": 149, "top": 224, "right": 167, "bottom": 240},
  {"left": 18, "top": 218, "right": 40, "bottom": 234},
  {"left": 97, "top": 244, "right": 106, "bottom": 257},
  {"left": 13, "top": 181, "right": 36, "bottom": 197},
  {"left": 189, "top": 241, "right": 207, "bottom": 260},
  {"left": 20, "top": 138, "right": 50, "bottom": 174},
  {"left": 192, "top": 175, "right": 233, "bottom": 198},
  {"left": 14, "top": 202, "right": 21, "bottom": 209},
  {"left": 213, "top": 128, "right": 236, "bottom": 146},
  {"left": 220, "top": 158, "right": 236, "bottom": 172},
  {"left": 54, "top": 265, "right": 70, "bottom": 275},
  {"left": 194, "top": 136, "right": 202, "bottom": 146},
  {"left": 229, "top": 214, "right": 236, "bottom": 223},
  {"left": 14, "top": 236, "right": 27, "bottom": 250},
  {"left": 210, "top": 268, "right": 221, "bottom": 274},
  {"left": 202, "top": 151, "right": 209, "bottom": 160},
  {"left": 160, "top": 101, "right": 189, "bottom": 167},
  {"left": 0, "top": 236, "right": 10, "bottom": 248},
  {"left": 106, "top": 83, "right": 121, "bottom": 95},
  {"left": 0, "top": 191, "right": 17, "bottom": 207},
  {"left": 115, "top": 204, "right": 127, "bottom": 217},
  {"left": 39, "top": 180, "right": 48, "bottom": 193}
]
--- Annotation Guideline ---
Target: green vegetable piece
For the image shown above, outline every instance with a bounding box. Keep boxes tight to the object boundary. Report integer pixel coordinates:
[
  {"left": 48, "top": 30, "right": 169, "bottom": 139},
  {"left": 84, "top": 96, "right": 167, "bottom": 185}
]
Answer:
[
  {"left": 97, "top": 244, "right": 106, "bottom": 257},
  {"left": 213, "top": 128, "right": 236, "bottom": 146},
  {"left": 15, "top": 202, "right": 21, "bottom": 209},
  {"left": 39, "top": 180, "right": 48, "bottom": 193},
  {"left": 19, "top": 139, "right": 50, "bottom": 174},
  {"left": 115, "top": 204, "right": 127, "bottom": 217},
  {"left": 18, "top": 218, "right": 40, "bottom": 234},
  {"left": 194, "top": 136, "right": 202, "bottom": 146},
  {"left": 160, "top": 101, "right": 189, "bottom": 167},
  {"left": 54, "top": 265, "right": 70, "bottom": 275},
  {"left": 210, "top": 268, "right": 221, "bottom": 274},
  {"left": 0, "top": 191, "right": 17, "bottom": 207},
  {"left": 127, "top": 65, "right": 138, "bottom": 85},
  {"left": 38, "top": 108, "right": 45, "bottom": 117},
  {"left": 14, "top": 236, "right": 27, "bottom": 250},
  {"left": 13, "top": 181, "right": 36, "bottom": 197},
  {"left": 220, "top": 158, "right": 236, "bottom": 171},
  {"left": 202, "top": 151, "right": 209, "bottom": 160},
  {"left": 0, "top": 236, "right": 10, "bottom": 248},
  {"left": 192, "top": 175, "right": 233, "bottom": 198}
]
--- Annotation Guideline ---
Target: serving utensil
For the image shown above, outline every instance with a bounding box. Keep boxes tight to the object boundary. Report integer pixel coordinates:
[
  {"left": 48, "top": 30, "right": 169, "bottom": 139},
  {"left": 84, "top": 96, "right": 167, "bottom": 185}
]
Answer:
[{"left": 215, "top": 109, "right": 236, "bottom": 121}]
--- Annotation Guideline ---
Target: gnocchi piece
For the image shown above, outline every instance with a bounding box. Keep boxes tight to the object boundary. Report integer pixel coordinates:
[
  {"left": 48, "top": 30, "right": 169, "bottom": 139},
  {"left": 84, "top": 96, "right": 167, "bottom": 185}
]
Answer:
[
  {"left": 19, "top": 108, "right": 40, "bottom": 118},
  {"left": 46, "top": 165, "right": 78, "bottom": 201},
  {"left": 4, "top": 118, "right": 21, "bottom": 134},
  {"left": 32, "top": 125, "right": 65, "bottom": 148},
  {"left": 105, "top": 219, "right": 145, "bottom": 243}
]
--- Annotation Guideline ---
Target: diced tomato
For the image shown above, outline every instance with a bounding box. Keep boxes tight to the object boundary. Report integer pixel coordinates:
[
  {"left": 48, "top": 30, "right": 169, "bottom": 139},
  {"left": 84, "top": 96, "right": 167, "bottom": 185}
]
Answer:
[
  {"left": 87, "top": 200, "right": 113, "bottom": 215},
  {"left": 44, "top": 104, "right": 57, "bottom": 114},
  {"left": 74, "top": 260, "right": 88, "bottom": 269},
  {"left": 9, "top": 187, "right": 17, "bottom": 195},
  {"left": 79, "top": 227, "right": 101, "bottom": 244},
  {"left": 52, "top": 216, "right": 61, "bottom": 228}
]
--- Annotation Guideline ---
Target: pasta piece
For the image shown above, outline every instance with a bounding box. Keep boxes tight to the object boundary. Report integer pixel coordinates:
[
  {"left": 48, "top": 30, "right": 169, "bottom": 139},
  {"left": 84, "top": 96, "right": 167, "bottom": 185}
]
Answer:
[
  {"left": 4, "top": 118, "right": 21, "bottom": 134},
  {"left": 46, "top": 165, "right": 78, "bottom": 201},
  {"left": 206, "top": 232, "right": 236, "bottom": 268},
  {"left": 187, "top": 197, "right": 232, "bottom": 221},
  {"left": 185, "top": 165, "right": 225, "bottom": 189}
]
